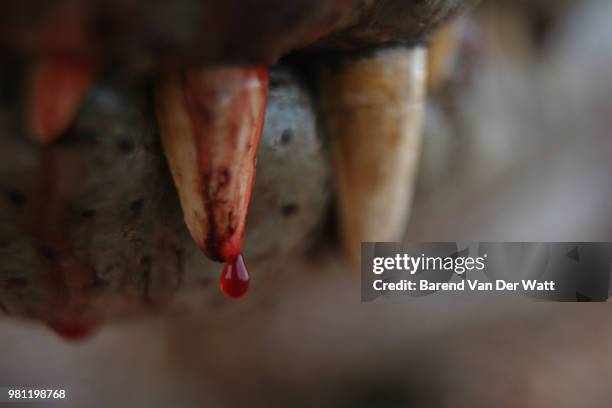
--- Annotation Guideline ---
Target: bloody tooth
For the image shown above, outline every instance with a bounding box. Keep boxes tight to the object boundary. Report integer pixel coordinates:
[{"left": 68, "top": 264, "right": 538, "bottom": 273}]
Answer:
[
  {"left": 156, "top": 65, "right": 268, "bottom": 264},
  {"left": 28, "top": 57, "right": 97, "bottom": 144},
  {"left": 318, "top": 46, "right": 427, "bottom": 269}
]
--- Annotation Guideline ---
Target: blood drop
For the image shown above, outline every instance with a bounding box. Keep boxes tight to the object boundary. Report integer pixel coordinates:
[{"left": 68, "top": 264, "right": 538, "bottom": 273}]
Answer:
[{"left": 220, "top": 254, "right": 250, "bottom": 299}]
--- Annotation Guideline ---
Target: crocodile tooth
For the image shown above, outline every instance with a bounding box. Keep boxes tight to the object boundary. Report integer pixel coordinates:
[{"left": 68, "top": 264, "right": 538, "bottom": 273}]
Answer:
[
  {"left": 28, "top": 57, "right": 97, "bottom": 143},
  {"left": 318, "top": 46, "right": 427, "bottom": 269},
  {"left": 156, "top": 65, "right": 269, "bottom": 262},
  {"left": 428, "top": 20, "right": 463, "bottom": 94}
]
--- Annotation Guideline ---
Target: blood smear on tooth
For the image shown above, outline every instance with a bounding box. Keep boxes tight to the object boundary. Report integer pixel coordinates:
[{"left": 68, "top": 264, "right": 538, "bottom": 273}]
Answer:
[{"left": 220, "top": 254, "right": 250, "bottom": 299}]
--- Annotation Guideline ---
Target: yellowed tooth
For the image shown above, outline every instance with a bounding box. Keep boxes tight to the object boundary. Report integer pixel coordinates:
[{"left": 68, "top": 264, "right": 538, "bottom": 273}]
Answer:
[
  {"left": 155, "top": 66, "right": 268, "bottom": 263},
  {"left": 427, "top": 20, "right": 463, "bottom": 94},
  {"left": 318, "top": 46, "right": 427, "bottom": 270}
]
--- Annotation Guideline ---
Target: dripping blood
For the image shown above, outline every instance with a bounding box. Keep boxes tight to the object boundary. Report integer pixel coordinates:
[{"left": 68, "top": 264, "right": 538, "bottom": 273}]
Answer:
[
  {"left": 47, "top": 320, "right": 97, "bottom": 341},
  {"left": 220, "top": 254, "right": 250, "bottom": 299},
  {"left": 26, "top": 150, "right": 99, "bottom": 341}
]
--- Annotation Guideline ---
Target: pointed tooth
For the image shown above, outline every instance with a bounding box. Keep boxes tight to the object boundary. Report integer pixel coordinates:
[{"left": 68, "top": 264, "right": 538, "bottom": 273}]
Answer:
[
  {"left": 28, "top": 57, "right": 97, "bottom": 144},
  {"left": 156, "top": 65, "right": 268, "bottom": 262},
  {"left": 427, "top": 20, "right": 463, "bottom": 94},
  {"left": 318, "top": 46, "right": 427, "bottom": 270}
]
